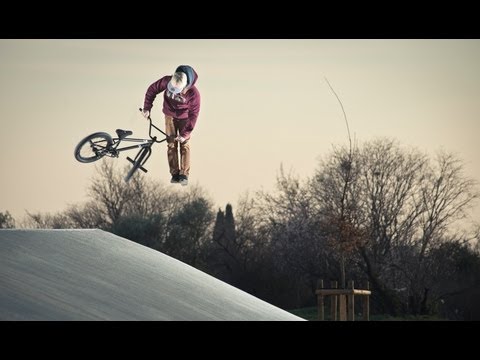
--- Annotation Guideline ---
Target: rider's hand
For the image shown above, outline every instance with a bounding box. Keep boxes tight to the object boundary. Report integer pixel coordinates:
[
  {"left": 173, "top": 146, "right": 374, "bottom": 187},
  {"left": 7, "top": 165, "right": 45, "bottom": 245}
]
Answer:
[
  {"left": 175, "top": 136, "right": 186, "bottom": 143},
  {"left": 142, "top": 110, "right": 150, "bottom": 119}
]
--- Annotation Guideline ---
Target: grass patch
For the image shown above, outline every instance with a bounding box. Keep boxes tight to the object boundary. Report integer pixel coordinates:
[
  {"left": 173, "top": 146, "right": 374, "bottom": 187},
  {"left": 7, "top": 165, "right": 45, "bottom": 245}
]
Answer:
[
  {"left": 288, "top": 307, "right": 447, "bottom": 321},
  {"left": 289, "top": 306, "right": 317, "bottom": 320}
]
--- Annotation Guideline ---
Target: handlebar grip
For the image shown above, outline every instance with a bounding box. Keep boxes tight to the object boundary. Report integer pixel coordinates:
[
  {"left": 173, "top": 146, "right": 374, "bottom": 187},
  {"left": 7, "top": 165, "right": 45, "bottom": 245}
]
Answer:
[{"left": 139, "top": 108, "right": 152, "bottom": 121}]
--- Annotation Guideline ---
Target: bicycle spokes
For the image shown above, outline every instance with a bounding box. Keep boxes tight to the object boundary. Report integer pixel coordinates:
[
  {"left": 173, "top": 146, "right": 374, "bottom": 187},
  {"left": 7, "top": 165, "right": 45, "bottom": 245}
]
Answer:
[{"left": 82, "top": 137, "right": 110, "bottom": 158}]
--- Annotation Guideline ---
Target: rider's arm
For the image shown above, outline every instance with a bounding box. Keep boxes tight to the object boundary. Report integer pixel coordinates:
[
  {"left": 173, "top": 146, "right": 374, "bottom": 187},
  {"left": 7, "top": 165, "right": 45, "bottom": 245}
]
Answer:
[{"left": 143, "top": 76, "right": 170, "bottom": 112}]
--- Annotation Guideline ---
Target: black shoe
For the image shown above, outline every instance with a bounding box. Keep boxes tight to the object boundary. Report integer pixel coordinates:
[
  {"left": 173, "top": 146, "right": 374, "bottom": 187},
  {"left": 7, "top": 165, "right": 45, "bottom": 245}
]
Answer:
[
  {"left": 179, "top": 175, "right": 188, "bottom": 186},
  {"left": 170, "top": 174, "right": 180, "bottom": 184}
]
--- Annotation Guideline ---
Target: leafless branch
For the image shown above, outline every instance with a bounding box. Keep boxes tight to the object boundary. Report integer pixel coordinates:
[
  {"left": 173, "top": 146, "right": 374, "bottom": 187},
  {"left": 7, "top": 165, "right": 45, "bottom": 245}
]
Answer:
[{"left": 325, "top": 77, "right": 352, "bottom": 153}]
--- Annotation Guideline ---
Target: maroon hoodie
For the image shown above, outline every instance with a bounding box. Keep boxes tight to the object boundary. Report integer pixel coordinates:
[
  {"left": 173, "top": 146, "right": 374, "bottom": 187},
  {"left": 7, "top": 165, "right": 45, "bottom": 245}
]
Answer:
[{"left": 143, "top": 66, "right": 200, "bottom": 139}]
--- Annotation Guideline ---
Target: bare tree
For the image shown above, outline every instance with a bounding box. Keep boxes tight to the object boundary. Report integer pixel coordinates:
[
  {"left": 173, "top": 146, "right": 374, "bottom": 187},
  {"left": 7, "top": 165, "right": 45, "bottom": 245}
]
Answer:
[
  {"left": 323, "top": 77, "right": 360, "bottom": 289},
  {"left": 64, "top": 201, "right": 109, "bottom": 229},
  {"left": 0, "top": 211, "right": 15, "bottom": 228},
  {"left": 256, "top": 166, "right": 336, "bottom": 284},
  {"left": 310, "top": 137, "right": 479, "bottom": 315},
  {"left": 163, "top": 192, "right": 215, "bottom": 266},
  {"left": 233, "top": 193, "right": 267, "bottom": 274},
  {"left": 407, "top": 150, "right": 479, "bottom": 313},
  {"left": 87, "top": 160, "right": 136, "bottom": 225},
  {"left": 417, "top": 150, "right": 479, "bottom": 259},
  {"left": 354, "top": 139, "right": 429, "bottom": 313},
  {"left": 309, "top": 144, "right": 365, "bottom": 288},
  {"left": 22, "top": 210, "right": 76, "bottom": 229}
]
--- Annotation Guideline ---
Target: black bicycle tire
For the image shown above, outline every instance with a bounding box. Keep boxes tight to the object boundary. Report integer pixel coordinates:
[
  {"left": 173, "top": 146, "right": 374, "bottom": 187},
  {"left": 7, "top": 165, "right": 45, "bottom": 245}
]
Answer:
[
  {"left": 125, "top": 147, "right": 149, "bottom": 182},
  {"left": 74, "top": 132, "right": 113, "bottom": 163}
]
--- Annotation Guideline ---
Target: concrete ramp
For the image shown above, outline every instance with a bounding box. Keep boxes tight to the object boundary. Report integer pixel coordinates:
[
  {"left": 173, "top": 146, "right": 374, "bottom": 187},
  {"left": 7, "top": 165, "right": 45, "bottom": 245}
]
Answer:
[{"left": 0, "top": 229, "right": 303, "bottom": 320}]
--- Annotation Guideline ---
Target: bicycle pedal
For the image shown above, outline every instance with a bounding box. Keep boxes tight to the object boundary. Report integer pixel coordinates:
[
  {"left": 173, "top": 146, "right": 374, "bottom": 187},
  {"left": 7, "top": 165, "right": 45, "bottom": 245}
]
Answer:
[{"left": 126, "top": 157, "right": 148, "bottom": 173}]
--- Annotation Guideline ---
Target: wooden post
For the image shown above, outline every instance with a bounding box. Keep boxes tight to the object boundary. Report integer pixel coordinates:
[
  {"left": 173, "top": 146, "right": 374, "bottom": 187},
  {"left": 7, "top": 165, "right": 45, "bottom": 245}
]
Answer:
[
  {"left": 347, "top": 280, "right": 355, "bottom": 321},
  {"left": 363, "top": 281, "right": 370, "bottom": 321},
  {"left": 317, "top": 279, "right": 324, "bottom": 321},
  {"left": 339, "top": 294, "right": 347, "bottom": 321},
  {"left": 316, "top": 279, "right": 371, "bottom": 321},
  {"left": 330, "top": 281, "right": 338, "bottom": 321}
]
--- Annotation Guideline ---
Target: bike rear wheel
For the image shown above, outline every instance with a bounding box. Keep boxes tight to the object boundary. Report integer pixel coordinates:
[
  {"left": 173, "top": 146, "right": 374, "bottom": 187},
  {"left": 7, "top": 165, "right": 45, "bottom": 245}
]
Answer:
[{"left": 74, "top": 132, "right": 113, "bottom": 163}]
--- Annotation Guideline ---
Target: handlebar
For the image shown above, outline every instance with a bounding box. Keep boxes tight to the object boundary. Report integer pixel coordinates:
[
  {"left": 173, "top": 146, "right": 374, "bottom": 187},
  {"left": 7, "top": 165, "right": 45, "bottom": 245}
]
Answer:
[{"left": 139, "top": 108, "right": 167, "bottom": 142}]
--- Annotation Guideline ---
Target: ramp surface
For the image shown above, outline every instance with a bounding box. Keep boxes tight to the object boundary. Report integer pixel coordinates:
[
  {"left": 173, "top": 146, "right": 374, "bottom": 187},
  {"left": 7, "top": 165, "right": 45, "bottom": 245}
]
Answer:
[{"left": 0, "top": 229, "right": 303, "bottom": 320}]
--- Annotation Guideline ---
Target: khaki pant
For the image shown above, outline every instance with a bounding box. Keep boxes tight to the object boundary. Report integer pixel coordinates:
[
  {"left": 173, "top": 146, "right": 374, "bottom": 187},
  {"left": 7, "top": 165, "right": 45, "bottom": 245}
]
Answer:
[{"left": 165, "top": 116, "right": 190, "bottom": 176}]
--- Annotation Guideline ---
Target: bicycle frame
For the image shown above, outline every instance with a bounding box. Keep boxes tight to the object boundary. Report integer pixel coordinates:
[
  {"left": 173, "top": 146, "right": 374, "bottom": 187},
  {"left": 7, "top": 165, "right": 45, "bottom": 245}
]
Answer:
[
  {"left": 107, "top": 112, "right": 167, "bottom": 181},
  {"left": 110, "top": 137, "right": 153, "bottom": 153},
  {"left": 75, "top": 108, "right": 168, "bottom": 182},
  {"left": 103, "top": 117, "right": 167, "bottom": 157}
]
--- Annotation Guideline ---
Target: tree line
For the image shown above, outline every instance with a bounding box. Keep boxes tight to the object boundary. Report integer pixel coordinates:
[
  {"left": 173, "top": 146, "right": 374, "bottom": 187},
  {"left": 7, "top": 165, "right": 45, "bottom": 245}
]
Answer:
[{"left": 2, "top": 137, "right": 480, "bottom": 319}]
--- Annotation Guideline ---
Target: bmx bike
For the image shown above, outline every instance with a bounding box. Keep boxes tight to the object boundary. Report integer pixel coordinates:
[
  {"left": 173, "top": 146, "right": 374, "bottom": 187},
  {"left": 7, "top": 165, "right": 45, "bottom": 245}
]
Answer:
[{"left": 74, "top": 108, "right": 167, "bottom": 182}]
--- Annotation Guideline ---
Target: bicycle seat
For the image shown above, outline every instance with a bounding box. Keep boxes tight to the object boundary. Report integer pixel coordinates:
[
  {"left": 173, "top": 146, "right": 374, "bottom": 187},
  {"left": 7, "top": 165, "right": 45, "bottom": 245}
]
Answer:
[{"left": 116, "top": 129, "right": 133, "bottom": 140}]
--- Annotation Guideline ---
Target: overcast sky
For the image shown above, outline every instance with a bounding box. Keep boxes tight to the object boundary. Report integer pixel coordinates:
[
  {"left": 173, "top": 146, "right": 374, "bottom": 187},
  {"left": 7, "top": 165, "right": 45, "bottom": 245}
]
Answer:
[{"left": 1, "top": 39, "right": 479, "bottom": 224}]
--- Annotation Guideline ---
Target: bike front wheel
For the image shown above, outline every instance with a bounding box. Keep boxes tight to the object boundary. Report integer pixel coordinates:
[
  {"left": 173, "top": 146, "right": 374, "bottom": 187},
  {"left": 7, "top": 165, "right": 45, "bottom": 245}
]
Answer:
[
  {"left": 125, "top": 146, "right": 151, "bottom": 182},
  {"left": 74, "top": 132, "right": 114, "bottom": 163}
]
